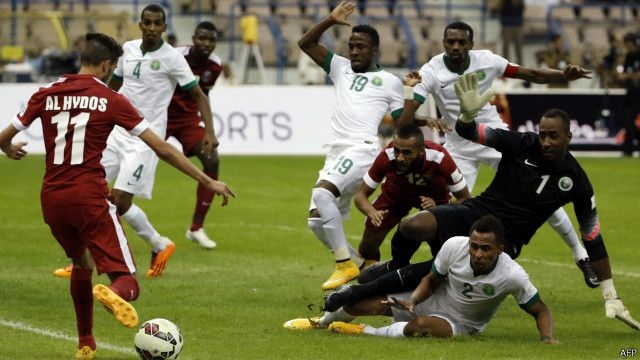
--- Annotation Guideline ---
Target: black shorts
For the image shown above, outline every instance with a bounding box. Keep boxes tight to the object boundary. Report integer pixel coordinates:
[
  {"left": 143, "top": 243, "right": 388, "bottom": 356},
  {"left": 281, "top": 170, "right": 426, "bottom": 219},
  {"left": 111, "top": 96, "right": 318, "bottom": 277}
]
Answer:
[{"left": 430, "top": 202, "right": 522, "bottom": 259}]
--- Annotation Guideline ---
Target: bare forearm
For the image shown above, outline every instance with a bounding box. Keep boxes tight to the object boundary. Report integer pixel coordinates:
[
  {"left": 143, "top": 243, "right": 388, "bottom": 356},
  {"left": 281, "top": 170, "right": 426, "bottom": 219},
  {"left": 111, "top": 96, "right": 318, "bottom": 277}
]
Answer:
[
  {"left": 517, "top": 68, "right": 565, "bottom": 84},
  {"left": 298, "top": 17, "right": 334, "bottom": 51},
  {"left": 156, "top": 142, "right": 209, "bottom": 184}
]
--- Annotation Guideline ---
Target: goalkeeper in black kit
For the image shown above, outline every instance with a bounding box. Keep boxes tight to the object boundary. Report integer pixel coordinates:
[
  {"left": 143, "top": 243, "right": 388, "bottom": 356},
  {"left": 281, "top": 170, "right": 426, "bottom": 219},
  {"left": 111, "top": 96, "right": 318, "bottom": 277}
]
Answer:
[{"left": 324, "top": 73, "right": 640, "bottom": 331}]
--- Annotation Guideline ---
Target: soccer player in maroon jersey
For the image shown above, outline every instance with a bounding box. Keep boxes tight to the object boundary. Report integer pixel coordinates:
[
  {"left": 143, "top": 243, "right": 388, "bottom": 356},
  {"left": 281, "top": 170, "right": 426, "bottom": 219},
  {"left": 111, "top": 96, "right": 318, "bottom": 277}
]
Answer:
[
  {"left": 0, "top": 33, "right": 235, "bottom": 360},
  {"left": 166, "top": 21, "right": 228, "bottom": 249},
  {"left": 354, "top": 123, "right": 470, "bottom": 272}
]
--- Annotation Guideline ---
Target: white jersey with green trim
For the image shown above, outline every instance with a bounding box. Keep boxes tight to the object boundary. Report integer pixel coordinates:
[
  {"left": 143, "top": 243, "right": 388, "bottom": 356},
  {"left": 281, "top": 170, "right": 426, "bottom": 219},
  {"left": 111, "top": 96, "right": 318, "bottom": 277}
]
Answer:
[
  {"left": 327, "top": 54, "right": 404, "bottom": 145},
  {"left": 112, "top": 39, "right": 197, "bottom": 138},
  {"left": 413, "top": 50, "right": 510, "bottom": 143},
  {"left": 418, "top": 236, "right": 538, "bottom": 333}
]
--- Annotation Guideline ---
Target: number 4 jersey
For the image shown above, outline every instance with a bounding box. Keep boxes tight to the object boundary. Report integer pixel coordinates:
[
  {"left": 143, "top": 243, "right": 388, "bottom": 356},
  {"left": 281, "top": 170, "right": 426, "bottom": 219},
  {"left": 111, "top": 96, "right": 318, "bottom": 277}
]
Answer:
[{"left": 13, "top": 74, "right": 149, "bottom": 205}]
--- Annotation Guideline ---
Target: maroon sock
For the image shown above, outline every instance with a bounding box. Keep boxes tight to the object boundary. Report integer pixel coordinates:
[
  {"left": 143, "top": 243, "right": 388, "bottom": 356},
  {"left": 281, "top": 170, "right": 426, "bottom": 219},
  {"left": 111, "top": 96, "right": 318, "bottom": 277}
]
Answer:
[
  {"left": 70, "top": 268, "right": 93, "bottom": 340},
  {"left": 78, "top": 334, "right": 96, "bottom": 351},
  {"left": 109, "top": 274, "right": 139, "bottom": 301},
  {"left": 191, "top": 171, "right": 217, "bottom": 230}
]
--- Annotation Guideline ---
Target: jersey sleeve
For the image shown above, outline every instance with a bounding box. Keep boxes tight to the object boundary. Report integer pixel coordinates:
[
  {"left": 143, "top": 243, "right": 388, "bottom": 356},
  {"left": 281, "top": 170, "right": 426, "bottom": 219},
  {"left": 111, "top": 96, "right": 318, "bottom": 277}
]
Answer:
[
  {"left": 433, "top": 236, "right": 466, "bottom": 277},
  {"left": 364, "top": 149, "right": 391, "bottom": 188},
  {"left": 14, "top": 89, "right": 45, "bottom": 129},
  {"left": 429, "top": 144, "right": 467, "bottom": 193},
  {"left": 112, "top": 94, "right": 149, "bottom": 136},
  {"left": 171, "top": 52, "right": 198, "bottom": 90},
  {"left": 413, "top": 64, "right": 435, "bottom": 105},
  {"left": 113, "top": 50, "right": 125, "bottom": 78},
  {"left": 328, "top": 53, "right": 349, "bottom": 82},
  {"left": 510, "top": 266, "right": 540, "bottom": 309},
  {"left": 489, "top": 52, "right": 510, "bottom": 76},
  {"left": 570, "top": 168, "right": 601, "bottom": 241},
  {"left": 388, "top": 77, "right": 405, "bottom": 119}
]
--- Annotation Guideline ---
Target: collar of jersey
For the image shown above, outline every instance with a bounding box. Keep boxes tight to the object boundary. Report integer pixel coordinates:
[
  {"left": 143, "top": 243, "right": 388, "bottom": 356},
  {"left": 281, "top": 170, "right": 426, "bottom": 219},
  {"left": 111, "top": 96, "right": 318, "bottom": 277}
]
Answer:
[
  {"left": 472, "top": 257, "right": 499, "bottom": 277},
  {"left": 443, "top": 54, "right": 470, "bottom": 75},
  {"left": 140, "top": 39, "right": 164, "bottom": 55}
]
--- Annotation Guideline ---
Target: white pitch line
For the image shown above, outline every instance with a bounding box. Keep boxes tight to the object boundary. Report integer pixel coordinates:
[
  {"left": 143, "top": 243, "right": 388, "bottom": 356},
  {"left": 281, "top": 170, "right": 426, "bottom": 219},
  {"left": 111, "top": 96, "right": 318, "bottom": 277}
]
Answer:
[
  {"left": 518, "top": 258, "right": 640, "bottom": 278},
  {"left": 0, "top": 318, "right": 136, "bottom": 355}
]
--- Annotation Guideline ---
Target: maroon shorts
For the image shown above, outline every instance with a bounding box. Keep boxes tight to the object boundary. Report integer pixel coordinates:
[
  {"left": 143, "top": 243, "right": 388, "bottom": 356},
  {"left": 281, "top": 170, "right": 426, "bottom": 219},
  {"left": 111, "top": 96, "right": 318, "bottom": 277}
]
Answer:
[
  {"left": 365, "top": 192, "right": 414, "bottom": 232},
  {"left": 42, "top": 200, "right": 137, "bottom": 275},
  {"left": 166, "top": 115, "right": 205, "bottom": 156}
]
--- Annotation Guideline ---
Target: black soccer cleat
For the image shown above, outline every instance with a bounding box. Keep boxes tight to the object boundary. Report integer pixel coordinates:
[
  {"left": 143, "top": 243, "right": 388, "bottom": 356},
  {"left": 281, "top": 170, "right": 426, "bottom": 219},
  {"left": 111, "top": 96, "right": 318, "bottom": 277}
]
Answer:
[
  {"left": 578, "top": 258, "right": 600, "bottom": 288},
  {"left": 357, "top": 260, "right": 393, "bottom": 284},
  {"left": 323, "top": 284, "right": 356, "bottom": 312}
]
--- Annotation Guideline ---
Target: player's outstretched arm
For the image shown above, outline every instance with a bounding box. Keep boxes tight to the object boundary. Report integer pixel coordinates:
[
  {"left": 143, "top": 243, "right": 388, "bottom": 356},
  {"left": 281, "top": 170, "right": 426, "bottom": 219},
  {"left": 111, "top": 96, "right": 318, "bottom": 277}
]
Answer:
[
  {"left": 0, "top": 125, "right": 28, "bottom": 160},
  {"left": 298, "top": 1, "right": 355, "bottom": 66},
  {"left": 139, "top": 128, "right": 235, "bottom": 205},
  {"left": 524, "top": 299, "right": 560, "bottom": 345},
  {"left": 515, "top": 64, "right": 592, "bottom": 84}
]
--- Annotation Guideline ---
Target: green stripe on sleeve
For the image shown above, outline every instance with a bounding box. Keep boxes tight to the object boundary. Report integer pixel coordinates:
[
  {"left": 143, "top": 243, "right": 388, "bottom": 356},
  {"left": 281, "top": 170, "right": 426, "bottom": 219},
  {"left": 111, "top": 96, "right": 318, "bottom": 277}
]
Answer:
[{"left": 519, "top": 293, "right": 540, "bottom": 310}]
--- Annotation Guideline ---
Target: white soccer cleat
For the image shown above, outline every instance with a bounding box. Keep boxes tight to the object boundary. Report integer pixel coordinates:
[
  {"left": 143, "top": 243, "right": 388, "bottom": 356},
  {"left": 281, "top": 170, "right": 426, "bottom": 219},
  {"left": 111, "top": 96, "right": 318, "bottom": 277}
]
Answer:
[
  {"left": 186, "top": 228, "right": 217, "bottom": 249},
  {"left": 605, "top": 298, "right": 640, "bottom": 330}
]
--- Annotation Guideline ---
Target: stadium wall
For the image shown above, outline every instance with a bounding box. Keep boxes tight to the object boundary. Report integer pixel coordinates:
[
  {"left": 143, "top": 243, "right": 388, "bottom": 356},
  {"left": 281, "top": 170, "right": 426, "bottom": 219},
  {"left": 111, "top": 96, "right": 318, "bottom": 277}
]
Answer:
[{"left": 0, "top": 84, "right": 626, "bottom": 155}]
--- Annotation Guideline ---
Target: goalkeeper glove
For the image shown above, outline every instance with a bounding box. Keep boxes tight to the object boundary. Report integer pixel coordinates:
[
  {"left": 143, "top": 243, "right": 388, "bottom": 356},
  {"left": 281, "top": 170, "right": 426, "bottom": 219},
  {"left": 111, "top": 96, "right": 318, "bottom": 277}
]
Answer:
[
  {"left": 605, "top": 298, "right": 640, "bottom": 330},
  {"left": 454, "top": 73, "right": 496, "bottom": 123}
]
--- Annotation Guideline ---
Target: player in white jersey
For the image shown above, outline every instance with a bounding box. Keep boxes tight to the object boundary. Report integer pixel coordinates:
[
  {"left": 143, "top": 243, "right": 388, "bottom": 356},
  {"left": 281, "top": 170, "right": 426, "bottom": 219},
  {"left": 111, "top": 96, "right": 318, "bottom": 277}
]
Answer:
[
  {"left": 53, "top": 4, "right": 218, "bottom": 279},
  {"left": 284, "top": 215, "right": 559, "bottom": 344},
  {"left": 397, "top": 21, "right": 599, "bottom": 288},
  {"left": 298, "top": 1, "right": 406, "bottom": 290}
]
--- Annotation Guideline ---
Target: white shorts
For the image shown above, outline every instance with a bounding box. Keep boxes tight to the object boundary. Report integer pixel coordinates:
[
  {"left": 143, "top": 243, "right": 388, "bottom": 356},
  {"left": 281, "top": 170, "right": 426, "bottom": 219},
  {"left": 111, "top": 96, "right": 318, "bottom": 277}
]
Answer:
[
  {"left": 309, "top": 142, "right": 379, "bottom": 217},
  {"left": 387, "top": 292, "right": 477, "bottom": 336},
  {"left": 444, "top": 137, "right": 501, "bottom": 192},
  {"left": 102, "top": 130, "right": 159, "bottom": 199}
]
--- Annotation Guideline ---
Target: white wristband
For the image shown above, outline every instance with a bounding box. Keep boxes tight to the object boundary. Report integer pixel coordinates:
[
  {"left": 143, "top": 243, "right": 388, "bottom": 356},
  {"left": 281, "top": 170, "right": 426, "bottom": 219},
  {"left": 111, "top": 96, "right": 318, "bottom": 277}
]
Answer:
[{"left": 403, "top": 86, "right": 414, "bottom": 100}]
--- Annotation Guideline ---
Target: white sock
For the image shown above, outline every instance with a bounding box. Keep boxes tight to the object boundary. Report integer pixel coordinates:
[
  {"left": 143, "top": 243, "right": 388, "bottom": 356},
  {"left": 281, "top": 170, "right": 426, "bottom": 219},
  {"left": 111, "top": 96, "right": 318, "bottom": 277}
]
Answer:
[
  {"left": 319, "top": 307, "right": 355, "bottom": 327},
  {"left": 347, "top": 243, "right": 364, "bottom": 268},
  {"left": 312, "top": 188, "right": 350, "bottom": 261},
  {"left": 600, "top": 279, "right": 618, "bottom": 300},
  {"left": 308, "top": 217, "right": 332, "bottom": 251},
  {"left": 120, "top": 203, "right": 163, "bottom": 251},
  {"left": 547, "top": 208, "right": 588, "bottom": 261},
  {"left": 364, "top": 321, "right": 408, "bottom": 337}
]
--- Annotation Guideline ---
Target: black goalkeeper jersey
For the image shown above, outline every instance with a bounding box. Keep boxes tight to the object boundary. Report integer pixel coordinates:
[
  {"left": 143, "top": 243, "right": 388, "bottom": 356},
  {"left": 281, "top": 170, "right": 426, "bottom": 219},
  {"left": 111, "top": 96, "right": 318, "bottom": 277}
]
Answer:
[{"left": 464, "top": 127, "right": 598, "bottom": 247}]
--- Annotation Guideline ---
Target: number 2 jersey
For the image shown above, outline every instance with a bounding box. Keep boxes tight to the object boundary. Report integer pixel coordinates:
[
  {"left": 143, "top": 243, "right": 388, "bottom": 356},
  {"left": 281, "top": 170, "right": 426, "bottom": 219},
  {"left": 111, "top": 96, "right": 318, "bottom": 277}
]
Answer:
[
  {"left": 12, "top": 74, "right": 148, "bottom": 205},
  {"left": 417, "top": 236, "right": 539, "bottom": 334}
]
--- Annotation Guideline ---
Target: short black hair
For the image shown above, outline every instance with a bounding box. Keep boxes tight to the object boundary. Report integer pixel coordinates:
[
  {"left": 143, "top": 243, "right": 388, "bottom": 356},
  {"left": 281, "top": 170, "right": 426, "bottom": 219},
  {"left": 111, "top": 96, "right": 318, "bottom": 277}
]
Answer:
[
  {"left": 470, "top": 214, "right": 506, "bottom": 247},
  {"left": 80, "top": 32, "right": 122, "bottom": 66},
  {"left": 542, "top": 108, "right": 571, "bottom": 133},
  {"left": 444, "top": 21, "right": 474, "bottom": 42},
  {"left": 196, "top": 21, "right": 219, "bottom": 38},
  {"left": 352, "top": 24, "right": 380, "bottom": 47},
  {"left": 141, "top": 4, "right": 166, "bottom": 23},
  {"left": 395, "top": 123, "right": 424, "bottom": 145},
  {"left": 623, "top": 32, "right": 639, "bottom": 46}
]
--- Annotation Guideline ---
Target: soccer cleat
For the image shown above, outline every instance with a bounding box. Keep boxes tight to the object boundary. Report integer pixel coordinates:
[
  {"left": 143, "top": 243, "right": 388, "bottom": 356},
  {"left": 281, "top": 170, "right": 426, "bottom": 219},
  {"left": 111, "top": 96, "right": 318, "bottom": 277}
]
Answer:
[
  {"left": 323, "top": 284, "right": 356, "bottom": 312},
  {"left": 358, "top": 260, "right": 394, "bottom": 284},
  {"left": 321, "top": 260, "right": 359, "bottom": 291},
  {"left": 328, "top": 321, "right": 365, "bottom": 335},
  {"left": 605, "top": 298, "right": 640, "bottom": 330},
  {"left": 53, "top": 264, "right": 73, "bottom": 279},
  {"left": 75, "top": 346, "right": 96, "bottom": 360},
  {"left": 92, "top": 284, "right": 138, "bottom": 328},
  {"left": 186, "top": 228, "right": 217, "bottom": 249},
  {"left": 577, "top": 258, "right": 599, "bottom": 288},
  {"left": 282, "top": 317, "right": 325, "bottom": 330},
  {"left": 146, "top": 240, "right": 176, "bottom": 277}
]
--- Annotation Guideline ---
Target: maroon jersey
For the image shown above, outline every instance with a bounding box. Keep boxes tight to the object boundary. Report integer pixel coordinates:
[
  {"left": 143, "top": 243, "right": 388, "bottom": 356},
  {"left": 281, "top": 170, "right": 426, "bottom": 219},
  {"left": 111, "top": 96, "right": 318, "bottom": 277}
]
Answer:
[
  {"left": 167, "top": 46, "right": 223, "bottom": 119},
  {"left": 15, "top": 74, "right": 148, "bottom": 205},
  {"left": 365, "top": 141, "right": 465, "bottom": 208}
]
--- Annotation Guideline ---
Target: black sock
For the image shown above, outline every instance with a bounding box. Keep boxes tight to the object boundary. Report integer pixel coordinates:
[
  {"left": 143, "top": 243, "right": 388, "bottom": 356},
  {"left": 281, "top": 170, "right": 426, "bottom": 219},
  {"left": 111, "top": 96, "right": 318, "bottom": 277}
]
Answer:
[
  {"left": 389, "top": 228, "right": 422, "bottom": 269},
  {"left": 353, "top": 260, "right": 433, "bottom": 301}
]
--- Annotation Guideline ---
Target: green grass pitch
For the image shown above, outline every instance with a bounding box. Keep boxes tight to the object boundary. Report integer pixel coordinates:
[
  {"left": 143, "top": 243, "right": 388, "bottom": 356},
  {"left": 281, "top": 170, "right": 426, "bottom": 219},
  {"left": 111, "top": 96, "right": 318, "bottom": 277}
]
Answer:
[{"left": 0, "top": 155, "right": 638, "bottom": 359}]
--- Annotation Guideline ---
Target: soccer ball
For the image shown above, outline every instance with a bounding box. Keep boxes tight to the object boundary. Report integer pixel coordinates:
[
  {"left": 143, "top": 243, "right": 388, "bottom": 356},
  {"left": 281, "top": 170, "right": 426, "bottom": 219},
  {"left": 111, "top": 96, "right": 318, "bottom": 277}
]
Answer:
[{"left": 134, "top": 318, "right": 184, "bottom": 360}]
